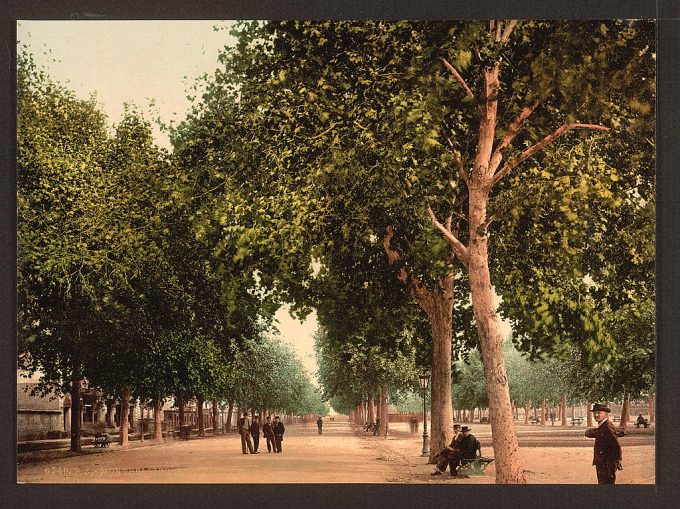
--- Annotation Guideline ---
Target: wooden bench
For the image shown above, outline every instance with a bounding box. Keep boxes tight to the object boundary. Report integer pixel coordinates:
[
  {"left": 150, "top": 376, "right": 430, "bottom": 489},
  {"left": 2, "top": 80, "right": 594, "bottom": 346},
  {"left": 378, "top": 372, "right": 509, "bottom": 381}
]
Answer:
[
  {"left": 92, "top": 432, "right": 111, "bottom": 448},
  {"left": 635, "top": 420, "right": 650, "bottom": 428},
  {"left": 571, "top": 417, "right": 584, "bottom": 426},
  {"left": 459, "top": 457, "right": 495, "bottom": 476},
  {"left": 528, "top": 417, "right": 541, "bottom": 425},
  {"left": 179, "top": 425, "right": 192, "bottom": 440}
]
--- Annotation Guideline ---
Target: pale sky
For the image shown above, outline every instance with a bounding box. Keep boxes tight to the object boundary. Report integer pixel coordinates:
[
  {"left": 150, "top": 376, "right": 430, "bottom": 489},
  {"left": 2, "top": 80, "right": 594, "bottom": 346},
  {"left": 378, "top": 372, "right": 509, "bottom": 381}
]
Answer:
[{"left": 18, "top": 20, "right": 512, "bottom": 381}]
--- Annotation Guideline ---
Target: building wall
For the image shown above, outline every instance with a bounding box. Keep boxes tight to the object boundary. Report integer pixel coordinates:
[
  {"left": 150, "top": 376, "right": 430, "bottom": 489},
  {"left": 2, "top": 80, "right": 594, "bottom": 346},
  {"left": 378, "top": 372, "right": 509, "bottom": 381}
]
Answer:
[{"left": 18, "top": 411, "right": 64, "bottom": 441}]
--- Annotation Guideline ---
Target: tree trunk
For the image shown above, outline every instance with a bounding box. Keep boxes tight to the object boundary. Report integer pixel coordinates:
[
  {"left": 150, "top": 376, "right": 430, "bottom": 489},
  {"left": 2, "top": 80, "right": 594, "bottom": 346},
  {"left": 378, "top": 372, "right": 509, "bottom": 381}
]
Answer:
[
  {"left": 197, "top": 395, "right": 205, "bottom": 436},
  {"left": 620, "top": 390, "right": 631, "bottom": 429},
  {"left": 140, "top": 404, "right": 145, "bottom": 442},
  {"left": 467, "top": 162, "right": 526, "bottom": 482},
  {"left": 426, "top": 287, "right": 455, "bottom": 463},
  {"left": 226, "top": 399, "right": 234, "bottom": 432},
  {"left": 379, "top": 384, "right": 388, "bottom": 436},
  {"left": 560, "top": 394, "right": 567, "bottom": 427},
  {"left": 212, "top": 399, "right": 218, "bottom": 434},
  {"left": 369, "top": 397, "right": 375, "bottom": 424},
  {"left": 154, "top": 398, "right": 163, "bottom": 442},
  {"left": 648, "top": 393, "right": 655, "bottom": 423},
  {"left": 120, "top": 386, "right": 130, "bottom": 446},
  {"left": 383, "top": 229, "right": 454, "bottom": 463},
  {"left": 178, "top": 395, "right": 185, "bottom": 427},
  {"left": 586, "top": 401, "right": 593, "bottom": 427},
  {"left": 541, "top": 399, "right": 546, "bottom": 426},
  {"left": 69, "top": 378, "right": 82, "bottom": 452},
  {"left": 570, "top": 404, "right": 575, "bottom": 423},
  {"left": 524, "top": 400, "right": 531, "bottom": 425}
]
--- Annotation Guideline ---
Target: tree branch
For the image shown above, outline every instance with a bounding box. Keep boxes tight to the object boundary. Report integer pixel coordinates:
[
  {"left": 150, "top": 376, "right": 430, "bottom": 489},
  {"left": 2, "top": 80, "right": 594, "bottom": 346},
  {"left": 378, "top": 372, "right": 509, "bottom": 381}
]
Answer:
[
  {"left": 383, "top": 226, "right": 433, "bottom": 311},
  {"left": 490, "top": 123, "right": 610, "bottom": 188},
  {"left": 426, "top": 206, "right": 469, "bottom": 266},
  {"left": 500, "top": 20, "right": 519, "bottom": 43},
  {"left": 438, "top": 57, "right": 475, "bottom": 99},
  {"left": 489, "top": 100, "right": 540, "bottom": 174},
  {"left": 444, "top": 134, "right": 470, "bottom": 185},
  {"left": 495, "top": 21, "right": 504, "bottom": 42}
]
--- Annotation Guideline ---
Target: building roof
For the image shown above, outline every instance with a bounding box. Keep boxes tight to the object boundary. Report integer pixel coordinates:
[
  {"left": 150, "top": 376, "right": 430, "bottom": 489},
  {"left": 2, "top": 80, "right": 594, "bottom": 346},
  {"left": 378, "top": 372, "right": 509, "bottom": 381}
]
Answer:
[{"left": 17, "top": 383, "right": 63, "bottom": 412}]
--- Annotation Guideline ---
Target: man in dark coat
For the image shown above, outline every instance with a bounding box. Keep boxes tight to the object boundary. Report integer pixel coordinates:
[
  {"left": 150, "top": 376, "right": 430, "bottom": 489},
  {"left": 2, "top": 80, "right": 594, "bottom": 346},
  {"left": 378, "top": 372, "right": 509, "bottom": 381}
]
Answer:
[
  {"left": 431, "top": 424, "right": 462, "bottom": 477},
  {"left": 237, "top": 411, "right": 256, "bottom": 454},
  {"left": 273, "top": 415, "right": 285, "bottom": 453},
  {"left": 584, "top": 403, "right": 622, "bottom": 484},
  {"left": 262, "top": 415, "right": 276, "bottom": 452},
  {"left": 317, "top": 416, "right": 323, "bottom": 435},
  {"left": 455, "top": 426, "right": 481, "bottom": 475},
  {"left": 250, "top": 415, "right": 261, "bottom": 453}
]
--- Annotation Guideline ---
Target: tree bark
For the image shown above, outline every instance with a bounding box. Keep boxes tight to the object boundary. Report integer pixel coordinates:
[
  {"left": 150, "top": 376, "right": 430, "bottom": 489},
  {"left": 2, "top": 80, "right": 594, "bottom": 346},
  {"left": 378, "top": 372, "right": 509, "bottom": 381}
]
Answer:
[
  {"left": 586, "top": 401, "right": 593, "bottom": 427},
  {"left": 383, "top": 229, "right": 454, "bottom": 464},
  {"left": 560, "top": 394, "right": 567, "bottom": 427},
  {"left": 178, "top": 395, "right": 185, "bottom": 427},
  {"left": 466, "top": 151, "right": 526, "bottom": 482},
  {"left": 212, "top": 399, "right": 218, "bottom": 434},
  {"left": 524, "top": 400, "right": 531, "bottom": 424},
  {"left": 154, "top": 398, "right": 163, "bottom": 442},
  {"left": 120, "top": 386, "right": 130, "bottom": 446},
  {"left": 620, "top": 390, "right": 631, "bottom": 429},
  {"left": 541, "top": 399, "right": 546, "bottom": 426},
  {"left": 427, "top": 287, "right": 455, "bottom": 462},
  {"left": 140, "top": 404, "right": 145, "bottom": 442},
  {"left": 197, "top": 395, "right": 205, "bottom": 436},
  {"left": 69, "top": 378, "right": 82, "bottom": 453},
  {"left": 378, "top": 387, "right": 385, "bottom": 434},
  {"left": 648, "top": 393, "right": 655, "bottom": 423},
  {"left": 369, "top": 397, "right": 375, "bottom": 424},
  {"left": 226, "top": 399, "right": 234, "bottom": 432}
]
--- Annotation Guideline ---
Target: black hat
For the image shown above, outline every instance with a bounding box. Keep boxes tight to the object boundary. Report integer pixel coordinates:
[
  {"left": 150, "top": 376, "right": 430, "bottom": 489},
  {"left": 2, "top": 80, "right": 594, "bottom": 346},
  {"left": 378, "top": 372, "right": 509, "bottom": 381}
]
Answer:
[
  {"left": 453, "top": 424, "right": 461, "bottom": 429},
  {"left": 590, "top": 403, "right": 611, "bottom": 413},
  {"left": 461, "top": 426, "right": 472, "bottom": 432}
]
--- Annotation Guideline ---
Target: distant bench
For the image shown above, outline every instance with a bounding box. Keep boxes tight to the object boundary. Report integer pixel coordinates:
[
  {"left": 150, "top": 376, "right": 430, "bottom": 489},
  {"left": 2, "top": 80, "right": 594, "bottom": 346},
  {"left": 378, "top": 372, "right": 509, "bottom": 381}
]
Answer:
[
  {"left": 570, "top": 417, "right": 584, "bottom": 426},
  {"left": 92, "top": 432, "right": 111, "bottom": 448},
  {"left": 635, "top": 419, "right": 650, "bottom": 428}
]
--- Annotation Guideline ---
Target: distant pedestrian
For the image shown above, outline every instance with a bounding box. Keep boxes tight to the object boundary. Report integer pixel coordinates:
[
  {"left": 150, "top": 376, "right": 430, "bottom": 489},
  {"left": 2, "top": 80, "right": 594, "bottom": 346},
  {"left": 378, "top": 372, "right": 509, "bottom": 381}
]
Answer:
[
  {"left": 584, "top": 403, "right": 622, "bottom": 484},
  {"left": 263, "top": 415, "right": 276, "bottom": 452},
  {"left": 237, "top": 412, "right": 256, "bottom": 454},
  {"left": 317, "top": 416, "right": 323, "bottom": 435},
  {"left": 273, "top": 415, "right": 285, "bottom": 453},
  {"left": 374, "top": 416, "right": 381, "bottom": 436},
  {"left": 549, "top": 410, "right": 556, "bottom": 426},
  {"left": 250, "top": 415, "right": 261, "bottom": 453}
]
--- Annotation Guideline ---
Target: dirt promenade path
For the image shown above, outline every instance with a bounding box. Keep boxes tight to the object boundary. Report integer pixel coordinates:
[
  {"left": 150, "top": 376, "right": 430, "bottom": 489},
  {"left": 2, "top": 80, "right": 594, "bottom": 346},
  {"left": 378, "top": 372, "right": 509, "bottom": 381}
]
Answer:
[
  {"left": 18, "top": 418, "right": 406, "bottom": 483},
  {"left": 17, "top": 418, "right": 654, "bottom": 484}
]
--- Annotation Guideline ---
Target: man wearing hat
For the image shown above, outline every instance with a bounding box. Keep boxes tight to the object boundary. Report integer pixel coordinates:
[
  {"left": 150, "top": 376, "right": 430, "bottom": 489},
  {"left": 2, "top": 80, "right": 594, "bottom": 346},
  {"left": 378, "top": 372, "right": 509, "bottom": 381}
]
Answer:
[
  {"left": 585, "top": 403, "right": 622, "bottom": 484},
  {"left": 457, "top": 426, "right": 481, "bottom": 465},
  {"left": 431, "top": 424, "right": 463, "bottom": 477}
]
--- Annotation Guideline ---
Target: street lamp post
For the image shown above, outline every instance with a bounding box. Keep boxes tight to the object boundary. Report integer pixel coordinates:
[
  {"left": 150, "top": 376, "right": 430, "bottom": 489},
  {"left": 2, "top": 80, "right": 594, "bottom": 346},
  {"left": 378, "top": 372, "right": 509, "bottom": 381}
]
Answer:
[{"left": 419, "top": 372, "right": 430, "bottom": 457}]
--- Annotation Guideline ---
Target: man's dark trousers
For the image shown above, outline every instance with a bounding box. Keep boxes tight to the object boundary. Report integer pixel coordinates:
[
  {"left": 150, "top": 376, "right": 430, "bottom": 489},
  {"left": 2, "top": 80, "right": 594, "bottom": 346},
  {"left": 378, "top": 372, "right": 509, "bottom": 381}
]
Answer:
[{"left": 596, "top": 460, "right": 617, "bottom": 484}]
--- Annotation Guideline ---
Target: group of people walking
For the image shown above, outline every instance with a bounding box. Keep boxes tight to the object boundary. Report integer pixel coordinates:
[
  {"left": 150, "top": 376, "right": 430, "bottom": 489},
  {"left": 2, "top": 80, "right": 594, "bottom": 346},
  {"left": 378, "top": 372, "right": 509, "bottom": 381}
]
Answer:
[{"left": 238, "top": 413, "right": 285, "bottom": 454}]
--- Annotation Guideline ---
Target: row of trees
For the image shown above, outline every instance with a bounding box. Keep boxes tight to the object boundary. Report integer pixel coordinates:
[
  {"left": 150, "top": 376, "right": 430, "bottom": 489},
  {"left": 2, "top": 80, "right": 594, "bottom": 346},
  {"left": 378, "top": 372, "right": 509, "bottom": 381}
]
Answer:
[
  {"left": 17, "top": 48, "right": 325, "bottom": 452},
  {"left": 19, "top": 18, "right": 655, "bottom": 484},
  {"left": 179, "top": 20, "right": 655, "bottom": 482}
]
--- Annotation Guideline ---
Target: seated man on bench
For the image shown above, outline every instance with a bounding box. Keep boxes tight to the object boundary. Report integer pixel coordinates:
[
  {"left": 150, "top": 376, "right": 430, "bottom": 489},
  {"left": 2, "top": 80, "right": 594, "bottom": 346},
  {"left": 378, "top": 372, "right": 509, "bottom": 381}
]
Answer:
[
  {"left": 456, "top": 426, "right": 483, "bottom": 476},
  {"left": 431, "top": 424, "right": 462, "bottom": 477},
  {"left": 636, "top": 414, "right": 649, "bottom": 428}
]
